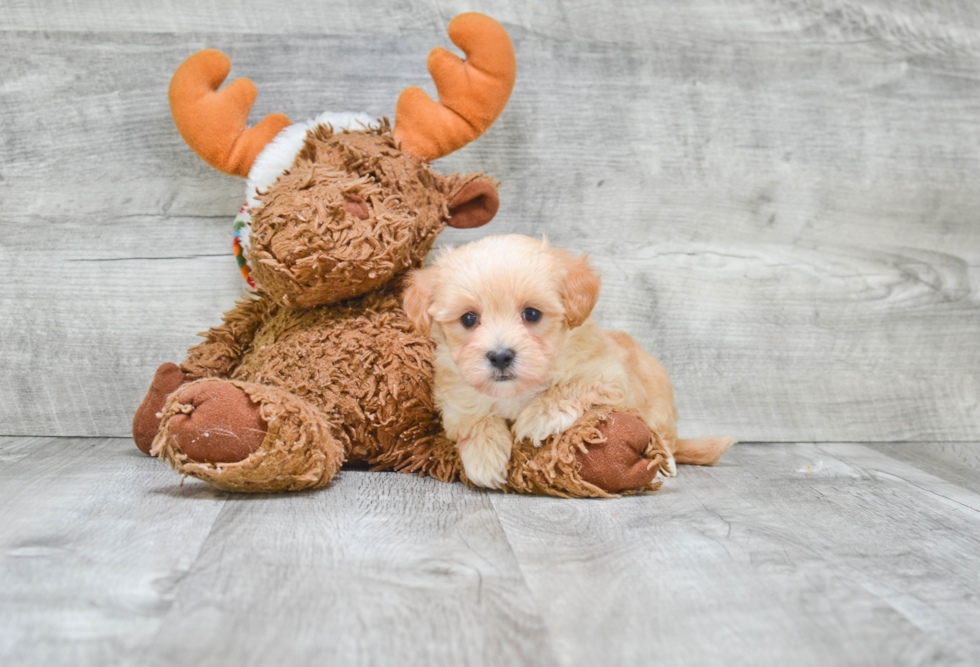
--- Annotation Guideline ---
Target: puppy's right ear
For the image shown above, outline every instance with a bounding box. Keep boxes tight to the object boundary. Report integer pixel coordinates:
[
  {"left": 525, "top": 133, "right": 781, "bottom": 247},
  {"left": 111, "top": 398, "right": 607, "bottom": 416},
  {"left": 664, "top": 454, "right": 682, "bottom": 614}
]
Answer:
[{"left": 403, "top": 268, "right": 436, "bottom": 336}]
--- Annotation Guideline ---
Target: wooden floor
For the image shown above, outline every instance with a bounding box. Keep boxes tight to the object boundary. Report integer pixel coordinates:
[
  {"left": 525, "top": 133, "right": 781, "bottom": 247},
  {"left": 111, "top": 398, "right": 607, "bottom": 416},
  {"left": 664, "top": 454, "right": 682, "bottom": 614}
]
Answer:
[{"left": 1, "top": 436, "right": 978, "bottom": 666}]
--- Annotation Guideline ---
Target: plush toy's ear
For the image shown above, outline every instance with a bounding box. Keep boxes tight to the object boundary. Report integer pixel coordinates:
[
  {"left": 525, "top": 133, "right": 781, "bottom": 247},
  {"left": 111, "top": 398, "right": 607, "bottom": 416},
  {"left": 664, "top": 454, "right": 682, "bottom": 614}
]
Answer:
[
  {"left": 560, "top": 252, "right": 602, "bottom": 328},
  {"left": 447, "top": 179, "right": 499, "bottom": 229},
  {"left": 403, "top": 268, "right": 437, "bottom": 335}
]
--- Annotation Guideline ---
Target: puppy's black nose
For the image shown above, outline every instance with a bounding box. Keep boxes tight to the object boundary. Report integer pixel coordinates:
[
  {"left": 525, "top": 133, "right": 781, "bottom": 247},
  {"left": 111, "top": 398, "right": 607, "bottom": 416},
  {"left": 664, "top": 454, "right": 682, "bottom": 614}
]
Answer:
[{"left": 487, "top": 348, "right": 515, "bottom": 370}]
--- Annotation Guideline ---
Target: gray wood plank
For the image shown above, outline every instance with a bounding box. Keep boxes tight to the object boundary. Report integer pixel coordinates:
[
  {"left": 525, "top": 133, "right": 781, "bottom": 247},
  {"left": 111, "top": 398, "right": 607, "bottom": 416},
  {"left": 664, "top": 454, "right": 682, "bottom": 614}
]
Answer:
[
  {"left": 0, "top": 436, "right": 51, "bottom": 464},
  {"left": 4, "top": 437, "right": 980, "bottom": 666},
  {"left": 584, "top": 243, "right": 980, "bottom": 442},
  {"left": 138, "top": 471, "right": 557, "bottom": 667},
  {"left": 870, "top": 441, "right": 980, "bottom": 495},
  {"left": 2, "top": 2, "right": 980, "bottom": 440},
  {"left": 0, "top": 438, "right": 227, "bottom": 667},
  {"left": 3, "top": 0, "right": 980, "bottom": 48},
  {"left": 491, "top": 442, "right": 980, "bottom": 667},
  {"left": 6, "top": 219, "right": 977, "bottom": 441}
]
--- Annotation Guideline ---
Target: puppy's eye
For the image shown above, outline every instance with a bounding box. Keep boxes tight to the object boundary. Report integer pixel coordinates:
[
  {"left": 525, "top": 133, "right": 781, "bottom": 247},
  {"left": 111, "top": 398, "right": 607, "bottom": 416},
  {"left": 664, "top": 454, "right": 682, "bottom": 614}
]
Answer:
[
  {"left": 522, "top": 308, "right": 542, "bottom": 323},
  {"left": 460, "top": 312, "right": 480, "bottom": 329}
]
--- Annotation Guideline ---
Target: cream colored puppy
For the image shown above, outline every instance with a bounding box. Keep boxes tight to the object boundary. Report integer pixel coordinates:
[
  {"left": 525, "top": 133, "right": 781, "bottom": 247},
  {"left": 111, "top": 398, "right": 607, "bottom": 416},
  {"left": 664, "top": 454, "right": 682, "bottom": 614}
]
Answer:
[{"left": 403, "top": 235, "right": 735, "bottom": 489}]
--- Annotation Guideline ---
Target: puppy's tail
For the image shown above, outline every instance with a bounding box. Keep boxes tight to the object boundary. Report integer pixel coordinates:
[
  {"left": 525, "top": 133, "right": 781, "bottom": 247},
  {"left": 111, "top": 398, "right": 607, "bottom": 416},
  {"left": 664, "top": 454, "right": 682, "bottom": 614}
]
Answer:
[{"left": 673, "top": 436, "right": 736, "bottom": 466}]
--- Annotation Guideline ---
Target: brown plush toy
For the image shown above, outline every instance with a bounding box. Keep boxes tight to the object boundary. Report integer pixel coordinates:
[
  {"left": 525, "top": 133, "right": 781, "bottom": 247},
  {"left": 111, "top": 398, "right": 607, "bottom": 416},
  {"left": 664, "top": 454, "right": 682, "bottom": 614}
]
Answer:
[{"left": 134, "top": 13, "right": 668, "bottom": 496}]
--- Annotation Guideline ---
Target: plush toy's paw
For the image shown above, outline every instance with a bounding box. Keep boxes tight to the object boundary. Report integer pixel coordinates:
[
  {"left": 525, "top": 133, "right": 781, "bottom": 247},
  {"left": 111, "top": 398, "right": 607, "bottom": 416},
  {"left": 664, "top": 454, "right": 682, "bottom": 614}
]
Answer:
[
  {"left": 133, "top": 362, "right": 189, "bottom": 455},
  {"left": 512, "top": 401, "right": 583, "bottom": 447},
  {"left": 576, "top": 412, "right": 664, "bottom": 493},
  {"left": 167, "top": 381, "right": 267, "bottom": 464}
]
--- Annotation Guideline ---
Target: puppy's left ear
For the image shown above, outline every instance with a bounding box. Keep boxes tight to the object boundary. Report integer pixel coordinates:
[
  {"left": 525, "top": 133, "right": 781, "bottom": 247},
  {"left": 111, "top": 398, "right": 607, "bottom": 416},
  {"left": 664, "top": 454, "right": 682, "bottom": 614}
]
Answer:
[
  {"left": 446, "top": 177, "right": 499, "bottom": 229},
  {"left": 560, "top": 252, "right": 601, "bottom": 328},
  {"left": 403, "top": 268, "right": 437, "bottom": 335}
]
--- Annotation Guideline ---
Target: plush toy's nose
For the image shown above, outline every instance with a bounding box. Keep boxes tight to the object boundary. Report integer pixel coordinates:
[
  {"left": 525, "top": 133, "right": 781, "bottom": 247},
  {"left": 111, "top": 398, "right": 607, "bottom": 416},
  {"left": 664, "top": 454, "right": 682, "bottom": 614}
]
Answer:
[{"left": 487, "top": 348, "right": 515, "bottom": 370}]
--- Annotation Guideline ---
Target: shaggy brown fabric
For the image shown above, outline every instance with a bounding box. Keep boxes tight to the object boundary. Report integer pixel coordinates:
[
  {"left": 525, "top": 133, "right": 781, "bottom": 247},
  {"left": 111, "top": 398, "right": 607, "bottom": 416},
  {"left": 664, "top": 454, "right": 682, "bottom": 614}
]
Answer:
[
  {"left": 155, "top": 282, "right": 451, "bottom": 490},
  {"left": 133, "top": 362, "right": 188, "bottom": 454},
  {"left": 231, "top": 286, "right": 443, "bottom": 465},
  {"left": 371, "top": 428, "right": 463, "bottom": 483},
  {"left": 507, "top": 406, "right": 667, "bottom": 498},
  {"left": 153, "top": 379, "right": 345, "bottom": 493},
  {"left": 181, "top": 293, "right": 277, "bottom": 381},
  {"left": 248, "top": 124, "right": 466, "bottom": 308}
]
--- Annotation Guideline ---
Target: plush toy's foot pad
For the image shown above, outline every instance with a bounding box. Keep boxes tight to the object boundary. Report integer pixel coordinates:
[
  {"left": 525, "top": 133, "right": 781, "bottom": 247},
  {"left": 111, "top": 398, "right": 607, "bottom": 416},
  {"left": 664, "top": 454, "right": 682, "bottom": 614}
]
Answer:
[
  {"left": 133, "top": 362, "right": 189, "bottom": 455},
  {"left": 168, "top": 381, "right": 267, "bottom": 464},
  {"left": 577, "top": 412, "right": 662, "bottom": 493}
]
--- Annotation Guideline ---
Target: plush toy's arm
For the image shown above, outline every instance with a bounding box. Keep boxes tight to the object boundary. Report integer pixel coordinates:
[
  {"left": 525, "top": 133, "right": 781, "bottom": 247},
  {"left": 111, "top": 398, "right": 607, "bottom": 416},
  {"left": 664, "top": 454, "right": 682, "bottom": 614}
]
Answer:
[{"left": 181, "top": 292, "right": 277, "bottom": 379}]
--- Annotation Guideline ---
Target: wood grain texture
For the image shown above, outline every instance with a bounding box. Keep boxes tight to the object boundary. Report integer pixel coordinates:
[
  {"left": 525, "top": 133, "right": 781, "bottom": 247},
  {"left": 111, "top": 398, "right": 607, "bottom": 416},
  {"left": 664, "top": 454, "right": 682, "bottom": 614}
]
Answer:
[
  {"left": 1, "top": 1, "right": 979, "bottom": 440},
  {"left": 0, "top": 438, "right": 228, "bottom": 666},
  {"left": 3, "top": 0, "right": 980, "bottom": 46},
  {"left": 2, "top": 438, "right": 979, "bottom": 666},
  {"left": 870, "top": 441, "right": 980, "bottom": 495},
  {"left": 138, "top": 472, "right": 557, "bottom": 667},
  {"left": 491, "top": 441, "right": 980, "bottom": 667}
]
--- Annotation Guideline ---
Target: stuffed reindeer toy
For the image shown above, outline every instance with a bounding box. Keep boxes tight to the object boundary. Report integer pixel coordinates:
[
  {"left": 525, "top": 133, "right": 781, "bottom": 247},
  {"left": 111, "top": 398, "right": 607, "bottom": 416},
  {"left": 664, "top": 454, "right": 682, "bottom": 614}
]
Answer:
[{"left": 134, "top": 13, "right": 670, "bottom": 496}]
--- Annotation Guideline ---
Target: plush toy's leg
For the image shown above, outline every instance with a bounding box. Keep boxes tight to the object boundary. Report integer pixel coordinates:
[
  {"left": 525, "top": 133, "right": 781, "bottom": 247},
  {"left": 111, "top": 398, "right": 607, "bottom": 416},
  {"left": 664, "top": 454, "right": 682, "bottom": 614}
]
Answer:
[
  {"left": 578, "top": 412, "right": 667, "bottom": 492},
  {"left": 151, "top": 378, "right": 346, "bottom": 493},
  {"left": 165, "top": 381, "right": 267, "bottom": 463},
  {"left": 506, "top": 406, "right": 668, "bottom": 498},
  {"left": 370, "top": 429, "right": 464, "bottom": 485},
  {"left": 133, "top": 362, "right": 189, "bottom": 455}
]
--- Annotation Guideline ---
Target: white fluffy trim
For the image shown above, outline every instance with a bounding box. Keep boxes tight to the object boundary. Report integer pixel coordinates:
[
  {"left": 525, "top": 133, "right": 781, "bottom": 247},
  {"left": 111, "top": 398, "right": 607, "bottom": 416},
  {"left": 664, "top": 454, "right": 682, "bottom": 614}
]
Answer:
[{"left": 245, "top": 111, "right": 376, "bottom": 209}]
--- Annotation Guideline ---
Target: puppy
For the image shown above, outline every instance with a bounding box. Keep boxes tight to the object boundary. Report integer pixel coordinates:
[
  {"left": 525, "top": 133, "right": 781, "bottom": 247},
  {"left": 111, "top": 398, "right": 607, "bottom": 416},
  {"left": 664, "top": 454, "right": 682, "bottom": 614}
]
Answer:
[{"left": 403, "top": 234, "right": 735, "bottom": 489}]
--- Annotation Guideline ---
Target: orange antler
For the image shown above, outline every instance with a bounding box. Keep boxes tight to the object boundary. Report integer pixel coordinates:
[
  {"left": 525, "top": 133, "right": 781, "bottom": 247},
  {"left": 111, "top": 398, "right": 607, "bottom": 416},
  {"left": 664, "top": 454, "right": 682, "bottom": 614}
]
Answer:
[
  {"left": 393, "top": 13, "right": 516, "bottom": 162},
  {"left": 169, "top": 50, "right": 291, "bottom": 177}
]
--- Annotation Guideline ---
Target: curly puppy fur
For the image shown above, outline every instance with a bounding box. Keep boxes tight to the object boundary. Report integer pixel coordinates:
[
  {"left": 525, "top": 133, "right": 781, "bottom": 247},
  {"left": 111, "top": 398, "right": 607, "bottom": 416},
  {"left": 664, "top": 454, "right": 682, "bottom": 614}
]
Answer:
[{"left": 404, "top": 235, "right": 735, "bottom": 488}]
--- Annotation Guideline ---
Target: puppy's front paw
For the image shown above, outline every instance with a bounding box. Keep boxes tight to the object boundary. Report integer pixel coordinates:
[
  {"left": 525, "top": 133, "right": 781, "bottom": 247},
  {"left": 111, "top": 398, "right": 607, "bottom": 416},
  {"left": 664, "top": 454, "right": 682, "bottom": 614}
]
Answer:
[
  {"left": 458, "top": 428, "right": 513, "bottom": 489},
  {"left": 512, "top": 402, "right": 583, "bottom": 447}
]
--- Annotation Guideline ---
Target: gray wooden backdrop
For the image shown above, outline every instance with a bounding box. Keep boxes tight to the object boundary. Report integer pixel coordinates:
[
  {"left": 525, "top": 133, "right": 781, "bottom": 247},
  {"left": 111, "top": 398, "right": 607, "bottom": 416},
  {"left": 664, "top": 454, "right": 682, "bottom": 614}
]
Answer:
[{"left": 2, "top": 0, "right": 979, "bottom": 443}]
